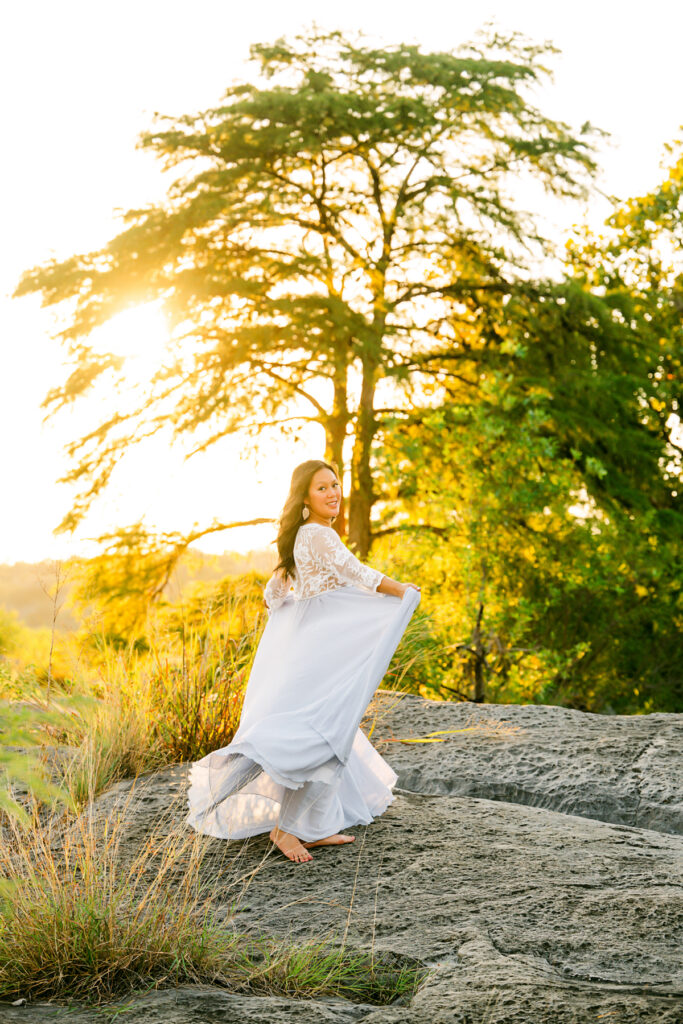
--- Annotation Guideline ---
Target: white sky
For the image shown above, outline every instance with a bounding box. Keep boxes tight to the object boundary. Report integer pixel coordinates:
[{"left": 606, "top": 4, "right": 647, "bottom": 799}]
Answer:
[{"left": 1, "top": 0, "right": 681, "bottom": 564}]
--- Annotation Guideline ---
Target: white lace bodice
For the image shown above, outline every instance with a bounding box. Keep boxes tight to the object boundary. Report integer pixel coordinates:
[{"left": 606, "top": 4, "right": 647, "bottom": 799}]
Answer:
[{"left": 263, "top": 523, "right": 384, "bottom": 611}]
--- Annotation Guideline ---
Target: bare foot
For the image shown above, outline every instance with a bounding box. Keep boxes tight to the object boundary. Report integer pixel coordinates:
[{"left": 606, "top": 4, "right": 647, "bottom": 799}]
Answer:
[
  {"left": 269, "top": 826, "right": 313, "bottom": 863},
  {"left": 302, "top": 833, "right": 356, "bottom": 848}
]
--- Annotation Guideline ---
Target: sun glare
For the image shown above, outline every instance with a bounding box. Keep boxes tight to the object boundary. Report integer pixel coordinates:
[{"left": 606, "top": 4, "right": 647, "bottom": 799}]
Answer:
[{"left": 91, "top": 304, "right": 170, "bottom": 382}]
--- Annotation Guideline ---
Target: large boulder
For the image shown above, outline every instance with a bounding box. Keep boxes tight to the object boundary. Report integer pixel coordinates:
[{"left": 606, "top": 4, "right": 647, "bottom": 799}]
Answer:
[
  {"left": 0, "top": 988, "right": 367, "bottom": 1022},
  {"left": 2, "top": 696, "right": 681, "bottom": 1024},
  {"left": 368, "top": 691, "right": 683, "bottom": 835},
  {"left": 227, "top": 790, "right": 682, "bottom": 1022}
]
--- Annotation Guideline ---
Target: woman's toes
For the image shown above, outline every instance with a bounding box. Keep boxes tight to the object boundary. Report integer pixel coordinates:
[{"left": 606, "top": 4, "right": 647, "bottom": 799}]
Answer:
[
  {"left": 302, "top": 833, "right": 356, "bottom": 848},
  {"left": 270, "top": 827, "right": 314, "bottom": 862}
]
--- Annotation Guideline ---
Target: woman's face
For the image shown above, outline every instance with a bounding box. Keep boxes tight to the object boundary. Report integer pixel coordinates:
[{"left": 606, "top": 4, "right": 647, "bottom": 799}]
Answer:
[{"left": 306, "top": 468, "right": 341, "bottom": 523}]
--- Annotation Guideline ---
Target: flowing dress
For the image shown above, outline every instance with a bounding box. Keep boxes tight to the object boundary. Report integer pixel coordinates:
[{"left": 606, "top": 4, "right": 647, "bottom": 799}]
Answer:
[{"left": 185, "top": 522, "right": 421, "bottom": 841}]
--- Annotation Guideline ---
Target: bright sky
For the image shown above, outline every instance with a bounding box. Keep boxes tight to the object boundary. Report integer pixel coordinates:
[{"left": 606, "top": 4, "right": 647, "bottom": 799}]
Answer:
[{"left": 1, "top": 0, "right": 681, "bottom": 564}]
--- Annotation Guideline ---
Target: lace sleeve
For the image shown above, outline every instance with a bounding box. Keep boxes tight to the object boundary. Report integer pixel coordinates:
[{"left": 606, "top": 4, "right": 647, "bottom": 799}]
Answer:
[
  {"left": 309, "top": 528, "right": 384, "bottom": 592},
  {"left": 264, "top": 570, "right": 293, "bottom": 612}
]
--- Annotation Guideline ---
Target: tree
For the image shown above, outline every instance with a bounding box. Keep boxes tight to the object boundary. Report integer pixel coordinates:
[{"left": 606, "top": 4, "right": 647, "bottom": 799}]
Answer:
[
  {"left": 15, "top": 25, "right": 600, "bottom": 555},
  {"left": 565, "top": 136, "right": 683, "bottom": 501},
  {"left": 372, "top": 259, "right": 683, "bottom": 710}
]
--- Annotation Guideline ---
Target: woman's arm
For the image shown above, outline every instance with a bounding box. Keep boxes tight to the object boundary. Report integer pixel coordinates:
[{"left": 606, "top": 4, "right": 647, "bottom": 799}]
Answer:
[
  {"left": 376, "top": 574, "right": 420, "bottom": 599},
  {"left": 309, "top": 528, "right": 420, "bottom": 597},
  {"left": 263, "top": 569, "right": 293, "bottom": 611}
]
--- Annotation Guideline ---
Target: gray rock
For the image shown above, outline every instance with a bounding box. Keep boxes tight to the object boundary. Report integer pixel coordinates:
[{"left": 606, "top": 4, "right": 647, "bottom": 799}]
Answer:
[
  {"left": 0, "top": 987, "right": 370, "bottom": 1023},
  {"left": 3, "top": 697, "right": 682, "bottom": 1023},
  {"left": 224, "top": 792, "right": 683, "bottom": 1022},
  {"left": 367, "top": 691, "right": 683, "bottom": 834}
]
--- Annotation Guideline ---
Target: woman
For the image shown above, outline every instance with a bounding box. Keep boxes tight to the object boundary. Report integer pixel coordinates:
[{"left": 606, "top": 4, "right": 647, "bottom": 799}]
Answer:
[{"left": 185, "top": 459, "right": 421, "bottom": 864}]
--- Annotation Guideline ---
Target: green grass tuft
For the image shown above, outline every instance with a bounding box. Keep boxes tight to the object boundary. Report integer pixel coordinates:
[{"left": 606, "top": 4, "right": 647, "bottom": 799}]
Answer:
[{"left": 0, "top": 796, "right": 427, "bottom": 1008}]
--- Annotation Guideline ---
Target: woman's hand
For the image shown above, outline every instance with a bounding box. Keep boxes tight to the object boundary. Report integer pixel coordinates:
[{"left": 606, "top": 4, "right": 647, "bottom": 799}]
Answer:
[{"left": 399, "top": 582, "right": 421, "bottom": 597}]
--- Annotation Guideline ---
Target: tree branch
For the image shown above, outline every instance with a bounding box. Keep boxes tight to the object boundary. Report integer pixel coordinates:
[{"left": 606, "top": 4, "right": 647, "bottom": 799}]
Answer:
[
  {"left": 371, "top": 523, "right": 450, "bottom": 541},
  {"left": 258, "top": 366, "right": 328, "bottom": 416},
  {"left": 187, "top": 415, "right": 320, "bottom": 457}
]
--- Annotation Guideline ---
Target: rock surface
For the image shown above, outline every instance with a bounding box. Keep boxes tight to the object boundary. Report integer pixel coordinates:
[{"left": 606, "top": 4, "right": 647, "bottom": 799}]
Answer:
[
  {"left": 368, "top": 691, "right": 683, "bottom": 835},
  {"left": 2, "top": 695, "right": 682, "bottom": 1023},
  {"left": 226, "top": 792, "right": 683, "bottom": 1021},
  {"left": 0, "top": 988, "right": 369, "bottom": 1023}
]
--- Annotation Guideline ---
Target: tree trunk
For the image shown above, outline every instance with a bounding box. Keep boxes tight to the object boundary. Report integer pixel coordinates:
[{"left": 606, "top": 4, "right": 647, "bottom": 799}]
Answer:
[
  {"left": 472, "top": 646, "right": 486, "bottom": 703},
  {"left": 326, "top": 366, "right": 349, "bottom": 537},
  {"left": 347, "top": 354, "right": 377, "bottom": 558},
  {"left": 472, "top": 567, "right": 488, "bottom": 702}
]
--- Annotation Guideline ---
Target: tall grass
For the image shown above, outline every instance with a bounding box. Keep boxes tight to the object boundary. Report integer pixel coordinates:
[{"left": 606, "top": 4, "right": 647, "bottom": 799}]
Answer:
[
  {"left": 35, "top": 594, "right": 263, "bottom": 808},
  {"left": 0, "top": 796, "right": 217, "bottom": 1003},
  {"left": 0, "top": 792, "right": 426, "bottom": 1007},
  {"left": 144, "top": 630, "right": 250, "bottom": 763}
]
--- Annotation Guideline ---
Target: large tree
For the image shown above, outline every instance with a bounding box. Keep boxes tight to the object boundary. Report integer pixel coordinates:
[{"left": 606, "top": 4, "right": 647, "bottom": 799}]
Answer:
[{"left": 15, "top": 26, "right": 600, "bottom": 555}]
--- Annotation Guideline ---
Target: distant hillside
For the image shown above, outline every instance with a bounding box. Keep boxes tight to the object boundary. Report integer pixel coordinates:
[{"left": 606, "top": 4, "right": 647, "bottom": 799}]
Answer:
[
  {"left": 0, "top": 548, "right": 277, "bottom": 631},
  {"left": 0, "top": 561, "right": 80, "bottom": 631}
]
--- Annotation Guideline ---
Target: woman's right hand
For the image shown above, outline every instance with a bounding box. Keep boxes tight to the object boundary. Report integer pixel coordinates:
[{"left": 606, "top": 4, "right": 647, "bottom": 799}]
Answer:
[{"left": 399, "top": 582, "right": 421, "bottom": 597}]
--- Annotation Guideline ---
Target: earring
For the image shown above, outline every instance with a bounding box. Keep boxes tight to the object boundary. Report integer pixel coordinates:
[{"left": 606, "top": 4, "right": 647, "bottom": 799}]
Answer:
[{"left": 302, "top": 504, "right": 310, "bottom": 520}]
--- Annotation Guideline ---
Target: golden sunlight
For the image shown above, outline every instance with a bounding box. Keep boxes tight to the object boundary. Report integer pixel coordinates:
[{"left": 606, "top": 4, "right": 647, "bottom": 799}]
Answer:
[{"left": 90, "top": 303, "right": 170, "bottom": 383}]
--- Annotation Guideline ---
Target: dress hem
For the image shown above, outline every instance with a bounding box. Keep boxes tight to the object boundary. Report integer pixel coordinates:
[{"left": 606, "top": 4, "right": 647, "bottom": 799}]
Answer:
[{"left": 185, "top": 772, "right": 398, "bottom": 842}]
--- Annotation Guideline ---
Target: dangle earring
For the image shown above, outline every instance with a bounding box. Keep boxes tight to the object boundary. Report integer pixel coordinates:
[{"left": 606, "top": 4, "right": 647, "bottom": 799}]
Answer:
[{"left": 302, "top": 504, "right": 310, "bottom": 520}]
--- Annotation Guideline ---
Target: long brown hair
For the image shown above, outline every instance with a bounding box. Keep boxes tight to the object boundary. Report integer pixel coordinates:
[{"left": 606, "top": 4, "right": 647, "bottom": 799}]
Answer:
[{"left": 273, "top": 459, "right": 340, "bottom": 580}]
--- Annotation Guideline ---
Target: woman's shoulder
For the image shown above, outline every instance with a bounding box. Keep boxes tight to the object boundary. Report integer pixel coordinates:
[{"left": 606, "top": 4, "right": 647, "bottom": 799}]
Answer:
[{"left": 294, "top": 523, "right": 338, "bottom": 551}]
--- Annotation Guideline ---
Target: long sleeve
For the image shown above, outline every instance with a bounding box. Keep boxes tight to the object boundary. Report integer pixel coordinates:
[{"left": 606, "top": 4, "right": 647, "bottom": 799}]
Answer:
[
  {"left": 308, "top": 527, "right": 384, "bottom": 592},
  {"left": 264, "top": 570, "right": 293, "bottom": 612}
]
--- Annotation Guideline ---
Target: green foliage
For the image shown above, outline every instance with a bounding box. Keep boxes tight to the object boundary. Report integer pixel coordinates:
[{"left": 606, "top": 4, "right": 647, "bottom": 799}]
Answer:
[
  {"left": 371, "top": 267, "right": 682, "bottom": 710},
  {"left": 68, "top": 525, "right": 197, "bottom": 646},
  {"left": 68, "top": 526, "right": 273, "bottom": 651},
  {"left": 0, "top": 680, "right": 90, "bottom": 823}
]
